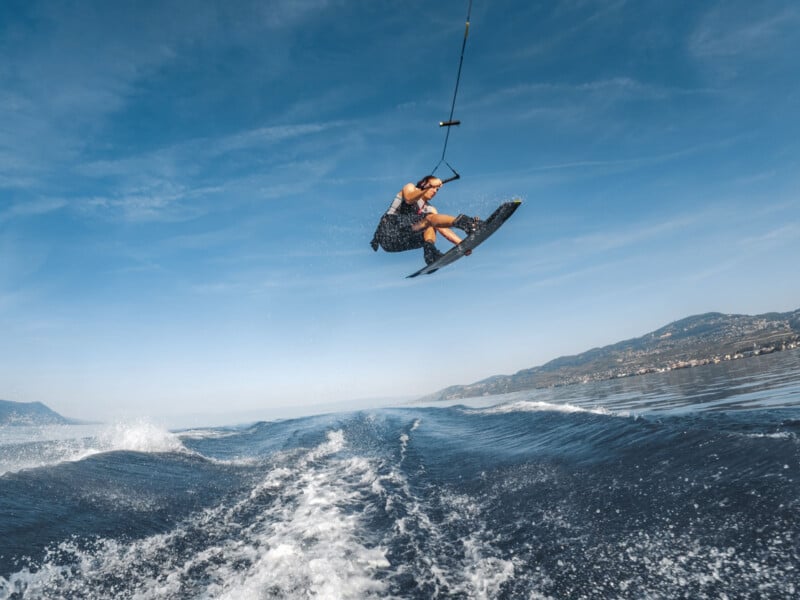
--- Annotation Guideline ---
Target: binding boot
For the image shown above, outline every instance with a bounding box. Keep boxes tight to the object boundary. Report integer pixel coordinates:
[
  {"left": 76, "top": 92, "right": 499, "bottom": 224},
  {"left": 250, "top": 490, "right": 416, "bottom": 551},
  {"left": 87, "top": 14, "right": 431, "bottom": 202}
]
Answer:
[
  {"left": 452, "top": 214, "right": 482, "bottom": 235},
  {"left": 423, "top": 241, "right": 444, "bottom": 265}
]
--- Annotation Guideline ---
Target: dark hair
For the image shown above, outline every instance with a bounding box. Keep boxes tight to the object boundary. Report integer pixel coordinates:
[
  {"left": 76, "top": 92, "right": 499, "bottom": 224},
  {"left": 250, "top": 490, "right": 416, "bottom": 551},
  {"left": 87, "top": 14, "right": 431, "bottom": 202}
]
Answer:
[{"left": 415, "top": 175, "right": 437, "bottom": 190}]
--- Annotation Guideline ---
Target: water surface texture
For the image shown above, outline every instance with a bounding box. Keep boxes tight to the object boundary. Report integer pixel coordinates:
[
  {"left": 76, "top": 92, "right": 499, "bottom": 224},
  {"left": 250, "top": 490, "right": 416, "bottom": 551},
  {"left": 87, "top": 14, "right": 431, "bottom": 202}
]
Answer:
[{"left": 2, "top": 351, "right": 798, "bottom": 598}]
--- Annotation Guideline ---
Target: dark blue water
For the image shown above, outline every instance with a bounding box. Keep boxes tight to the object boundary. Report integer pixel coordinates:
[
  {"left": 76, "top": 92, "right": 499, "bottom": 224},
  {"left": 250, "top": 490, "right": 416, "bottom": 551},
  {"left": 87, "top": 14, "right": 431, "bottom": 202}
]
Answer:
[{"left": 1, "top": 351, "right": 799, "bottom": 599}]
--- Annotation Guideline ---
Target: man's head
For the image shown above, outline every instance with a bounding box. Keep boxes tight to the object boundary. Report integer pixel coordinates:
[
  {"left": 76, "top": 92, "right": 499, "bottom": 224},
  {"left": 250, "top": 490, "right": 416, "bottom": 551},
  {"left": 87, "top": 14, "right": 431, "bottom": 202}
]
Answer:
[{"left": 416, "top": 175, "right": 443, "bottom": 201}]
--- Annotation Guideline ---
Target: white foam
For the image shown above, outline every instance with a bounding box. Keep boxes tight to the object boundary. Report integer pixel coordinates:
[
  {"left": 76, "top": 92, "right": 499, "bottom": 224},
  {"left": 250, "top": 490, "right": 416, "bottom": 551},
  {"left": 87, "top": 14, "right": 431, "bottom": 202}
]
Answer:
[
  {"left": 601, "top": 528, "right": 799, "bottom": 597},
  {"left": 0, "top": 421, "right": 190, "bottom": 476},
  {"left": 742, "top": 431, "right": 797, "bottom": 440},
  {"left": 0, "top": 425, "right": 517, "bottom": 599},
  {"left": 177, "top": 428, "right": 242, "bottom": 440},
  {"left": 470, "top": 400, "right": 615, "bottom": 416},
  {"left": 399, "top": 418, "right": 422, "bottom": 465},
  {"left": 0, "top": 429, "right": 392, "bottom": 599},
  {"left": 181, "top": 430, "right": 391, "bottom": 598},
  {"left": 461, "top": 537, "right": 516, "bottom": 600},
  {"left": 95, "top": 421, "right": 187, "bottom": 454},
  {"left": 372, "top": 461, "right": 514, "bottom": 598}
]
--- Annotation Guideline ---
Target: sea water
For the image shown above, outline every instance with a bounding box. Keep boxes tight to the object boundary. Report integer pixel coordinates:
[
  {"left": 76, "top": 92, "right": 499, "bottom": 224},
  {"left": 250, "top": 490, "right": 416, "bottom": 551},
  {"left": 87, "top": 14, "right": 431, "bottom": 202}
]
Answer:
[{"left": 1, "top": 350, "right": 798, "bottom": 598}]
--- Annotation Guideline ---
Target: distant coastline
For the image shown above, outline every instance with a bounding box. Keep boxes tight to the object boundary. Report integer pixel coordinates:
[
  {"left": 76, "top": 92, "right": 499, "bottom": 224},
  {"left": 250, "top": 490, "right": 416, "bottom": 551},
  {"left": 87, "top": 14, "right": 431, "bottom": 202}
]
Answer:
[
  {"left": 5, "top": 309, "right": 799, "bottom": 419},
  {"left": 0, "top": 400, "right": 77, "bottom": 426},
  {"left": 422, "top": 308, "right": 800, "bottom": 402}
]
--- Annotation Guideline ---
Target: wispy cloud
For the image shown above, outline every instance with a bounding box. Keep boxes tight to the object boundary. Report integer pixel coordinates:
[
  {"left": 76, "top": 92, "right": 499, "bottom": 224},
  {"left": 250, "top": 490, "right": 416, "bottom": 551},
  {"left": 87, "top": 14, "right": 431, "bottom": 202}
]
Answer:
[
  {"left": 465, "top": 77, "right": 720, "bottom": 145},
  {"left": 505, "top": 0, "right": 630, "bottom": 61},
  {"left": 486, "top": 205, "right": 724, "bottom": 288},
  {"left": 89, "top": 118, "right": 346, "bottom": 167},
  {"left": 0, "top": 0, "right": 338, "bottom": 196},
  {"left": 473, "top": 77, "right": 716, "bottom": 116},
  {"left": 0, "top": 199, "right": 67, "bottom": 223},
  {"left": 67, "top": 117, "right": 350, "bottom": 223},
  {"left": 215, "top": 122, "right": 346, "bottom": 154},
  {"left": 79, "top": 190, "right": 197, "bottom": 223},
  {"left": 688, "top": 2, "right": 800, "bottom": 90},
  {"left": 690, "top": 5, "right": 800, "bottom": 59},
  {"left": 737, "top": 223, "right": 800, "bottom": 252},
  {"left": 567, "top": 216, "right": 699, "bottom": 254},
  {"left": 256, "top": 0, "right": 332, "bottom": 29}
]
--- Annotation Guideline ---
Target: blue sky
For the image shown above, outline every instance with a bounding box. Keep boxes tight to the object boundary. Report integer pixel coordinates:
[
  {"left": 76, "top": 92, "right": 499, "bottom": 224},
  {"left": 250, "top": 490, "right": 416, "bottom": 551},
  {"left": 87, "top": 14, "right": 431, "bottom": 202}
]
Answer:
[{"left": 1, "top": 0, "right": 798, "bottom": 424}]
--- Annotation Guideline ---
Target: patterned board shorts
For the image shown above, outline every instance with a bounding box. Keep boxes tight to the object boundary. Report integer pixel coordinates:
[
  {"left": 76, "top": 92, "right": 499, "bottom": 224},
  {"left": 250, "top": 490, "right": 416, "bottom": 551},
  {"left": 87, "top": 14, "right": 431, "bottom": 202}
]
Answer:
[{"left": 375, "top": 213, "right": 426, "bottom": 252}]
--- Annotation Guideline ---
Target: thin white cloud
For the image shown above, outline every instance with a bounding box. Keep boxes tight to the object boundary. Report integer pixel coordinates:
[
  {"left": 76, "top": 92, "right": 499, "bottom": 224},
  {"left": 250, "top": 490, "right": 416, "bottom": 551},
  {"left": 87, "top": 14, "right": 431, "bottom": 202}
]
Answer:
[
  {"left": 471, "top": 78, "right": 715, "bottom": 118},
  {"left": 75, "top": 184, "right": 216, "bottom": 224},
  {"left": 509, "top": 0, "right": 630, "bottom": 60},
  {"left": 77, "top": 119, "right": 348, "bottom": 181},
  {"left": 525, "top": 254, "right": 642, "bottom": 289},
  {"left": 0, "top": 0, "right": 338, "bottom": 194},
  {"left": 67, "top": 116, "right": 350, "bottom": 223},
  {"left": 0, "top": 199, "right": 67, "bottom": 223},
  {"left": 567, "top": 216, "right": 698, "bottom": 254},
  {"left": 737, "top": 223, "right": 800, "bottom": 252},
  {"left": 690, "top": 5, "right": 800, "bottom": 59},
  {"left": 216, "top": 122, "right": 343, "bottom": 154},
  {"left": 464, "top": 133, "right": 749, "bottom": 194},
  {"left": 484, "top": 203, "right": 735, "bottom": 288},
  {"left": 258, "top": 0, "right": 332, "bottom": 29}
]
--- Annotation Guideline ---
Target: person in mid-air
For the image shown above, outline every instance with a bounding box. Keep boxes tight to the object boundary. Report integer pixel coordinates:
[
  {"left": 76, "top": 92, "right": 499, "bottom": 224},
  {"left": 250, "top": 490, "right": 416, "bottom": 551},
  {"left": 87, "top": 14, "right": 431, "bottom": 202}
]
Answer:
[{"left": 370, "top": 175, "right": 481, "bottom": 265}]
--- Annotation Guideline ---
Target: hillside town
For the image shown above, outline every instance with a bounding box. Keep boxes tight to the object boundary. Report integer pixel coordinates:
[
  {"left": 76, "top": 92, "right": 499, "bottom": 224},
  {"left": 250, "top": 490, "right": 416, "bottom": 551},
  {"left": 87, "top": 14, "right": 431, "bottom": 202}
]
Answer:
[
  {"left": 573, "top": 336, "right": 799, "bottom": 385},
  {"left": 425, "top": 310, "right": 800, "bottom": 401}
]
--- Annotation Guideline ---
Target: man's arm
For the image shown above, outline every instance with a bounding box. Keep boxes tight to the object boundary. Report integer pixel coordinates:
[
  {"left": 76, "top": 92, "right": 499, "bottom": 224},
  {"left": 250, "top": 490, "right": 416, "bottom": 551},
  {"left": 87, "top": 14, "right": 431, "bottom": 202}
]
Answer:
[{"left": 401, "top": 183, "right": 425, "bottom": 203}]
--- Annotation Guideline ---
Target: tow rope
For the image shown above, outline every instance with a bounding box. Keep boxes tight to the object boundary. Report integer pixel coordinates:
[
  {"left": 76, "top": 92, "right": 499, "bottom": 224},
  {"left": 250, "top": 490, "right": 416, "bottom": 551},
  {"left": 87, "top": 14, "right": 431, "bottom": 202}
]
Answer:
[{"left": 432, "top": 0, "right": 473, "bottom": 185}]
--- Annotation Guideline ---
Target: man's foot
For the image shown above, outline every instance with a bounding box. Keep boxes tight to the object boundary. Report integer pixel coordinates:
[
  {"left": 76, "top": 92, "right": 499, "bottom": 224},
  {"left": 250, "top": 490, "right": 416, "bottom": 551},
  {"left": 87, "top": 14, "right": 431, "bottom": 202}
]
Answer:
[
  {"left": 453, "top": 214, "right": 482, "bottom": 235},
  {"left": 423, "top": 242, "right": 444, "bottom": 265}
]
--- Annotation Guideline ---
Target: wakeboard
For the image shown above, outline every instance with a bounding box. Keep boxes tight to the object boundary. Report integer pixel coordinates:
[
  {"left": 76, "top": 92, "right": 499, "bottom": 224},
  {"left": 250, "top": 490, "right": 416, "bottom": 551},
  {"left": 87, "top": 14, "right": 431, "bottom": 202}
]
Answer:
[{"left": 407, "top": 199, "right": 521, "bottom": 278}]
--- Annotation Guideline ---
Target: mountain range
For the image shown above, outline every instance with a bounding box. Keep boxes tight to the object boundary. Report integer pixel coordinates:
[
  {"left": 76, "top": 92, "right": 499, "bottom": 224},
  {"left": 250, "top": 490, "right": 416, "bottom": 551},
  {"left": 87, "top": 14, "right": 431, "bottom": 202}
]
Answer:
[
  {"left": 422, "top": 309, "right": 800, "bottom": 401},
  {"left": 0, "top": 399, "right": 75, "bottom": 426},
  {"left": 4, "top": 309, "right": 799, "bottom": 419}
]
